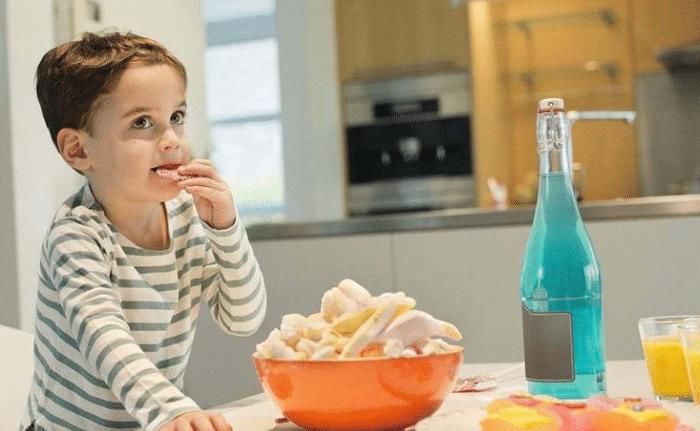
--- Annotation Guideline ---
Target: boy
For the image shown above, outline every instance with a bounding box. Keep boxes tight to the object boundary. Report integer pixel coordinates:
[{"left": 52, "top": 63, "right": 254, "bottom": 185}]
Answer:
[{"left": 20, "top": 32, "right": 267, "bottom": 430}]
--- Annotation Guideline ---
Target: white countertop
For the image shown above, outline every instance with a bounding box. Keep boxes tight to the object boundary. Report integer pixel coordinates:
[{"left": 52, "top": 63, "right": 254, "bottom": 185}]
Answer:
[{"left": 211, "top": 360, "right": 699, "bottom": 431}]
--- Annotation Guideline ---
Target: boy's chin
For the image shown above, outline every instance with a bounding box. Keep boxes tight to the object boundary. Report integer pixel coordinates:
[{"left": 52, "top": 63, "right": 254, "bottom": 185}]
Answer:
[
  {"left": 161, "top": 188, "right": 183, "bottom": 201},
  {"left": 154, "top": 182, "right": 183, "bottom": 201}
]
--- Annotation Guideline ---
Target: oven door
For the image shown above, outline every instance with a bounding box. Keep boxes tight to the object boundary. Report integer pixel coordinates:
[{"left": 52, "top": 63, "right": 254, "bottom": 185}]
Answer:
[{"left": 346, "top": 115, "right": 474, "bottom": 215}]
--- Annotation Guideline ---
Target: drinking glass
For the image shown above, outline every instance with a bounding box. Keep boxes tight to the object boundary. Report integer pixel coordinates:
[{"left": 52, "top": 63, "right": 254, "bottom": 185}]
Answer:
[
  {"left": 679, "top": 318, "right": 700, "bottom": 404},
  {"left": 638, "top": 315, "right": 699, "bottom": 401}
]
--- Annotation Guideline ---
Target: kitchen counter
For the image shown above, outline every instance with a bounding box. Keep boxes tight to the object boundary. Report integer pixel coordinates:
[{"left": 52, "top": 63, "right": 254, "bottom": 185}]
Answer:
[
  {"left": 247, "top": 194, "right": 700, "bottom": 240},
  {"left": 211, "top": 360, "right": 700, "bottom": 430}
]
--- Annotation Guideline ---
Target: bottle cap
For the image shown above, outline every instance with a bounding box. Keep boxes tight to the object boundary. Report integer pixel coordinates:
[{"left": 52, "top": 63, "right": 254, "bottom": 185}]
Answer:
[{"left": 538, "top": 98, "right": 565, "bottom": 113}]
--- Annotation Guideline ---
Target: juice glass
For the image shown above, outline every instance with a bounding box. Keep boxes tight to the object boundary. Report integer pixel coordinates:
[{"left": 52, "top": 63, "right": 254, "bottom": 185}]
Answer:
[
  {"left": 679, "top": 318, "right": 700, "bottom": 404},
  {"left": 638, "top": 315, "right": 699, "bottom": 401}
]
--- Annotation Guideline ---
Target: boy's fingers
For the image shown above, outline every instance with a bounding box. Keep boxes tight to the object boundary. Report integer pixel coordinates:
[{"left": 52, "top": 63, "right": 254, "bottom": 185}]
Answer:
[
  {"left": 179, "top": 163, "right": 221, "bottom": 181},
  {"left": 210, "top": 414, "right": 232, "bottom": 431},
  {"left": 184, "top": 186, "right": 228, "bottom": 203},
  {"left": 178, "top": 177, "right": 227, "bottom": 191},
  {"left": 191, "top": 415, "right": 215, "bottom": 431},
  {"left": 175, "top": 420, "right": 194, "bottom": 431}
]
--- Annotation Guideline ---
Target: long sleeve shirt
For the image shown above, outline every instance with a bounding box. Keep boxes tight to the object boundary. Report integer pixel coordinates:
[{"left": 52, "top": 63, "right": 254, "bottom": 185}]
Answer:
[{"left": 20, "top": 184, "right": 267, "bottom": 431}]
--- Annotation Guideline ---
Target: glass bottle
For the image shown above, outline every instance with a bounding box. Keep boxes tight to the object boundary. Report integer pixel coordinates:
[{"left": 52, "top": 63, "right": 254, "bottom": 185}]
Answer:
[{"left": 520, "top": 98, "right": 606, "bottom": 399}]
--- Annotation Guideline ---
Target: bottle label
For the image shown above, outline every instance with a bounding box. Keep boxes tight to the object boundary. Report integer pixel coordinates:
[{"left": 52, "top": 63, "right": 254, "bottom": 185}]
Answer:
[{"left": 522, "top": 304, "right": 575, "bottom": 382}]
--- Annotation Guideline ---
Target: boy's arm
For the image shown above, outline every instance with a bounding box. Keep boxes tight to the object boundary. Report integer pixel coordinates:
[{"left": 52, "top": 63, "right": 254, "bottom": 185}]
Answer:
[
  {"left": 48, "top": 220, "right": 200, "bottom": 431},
  {"left": 176, "top": 159, "right": 267, "bottom": 336},
  {"left": 200, "top": 219, "right": 267, "bottom": 336}
]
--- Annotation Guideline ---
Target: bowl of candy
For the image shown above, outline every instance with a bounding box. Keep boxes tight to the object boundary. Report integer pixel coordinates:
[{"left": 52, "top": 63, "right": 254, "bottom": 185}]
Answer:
[{"left": 253, "top": 279, "right": 464, "bottom": 431}]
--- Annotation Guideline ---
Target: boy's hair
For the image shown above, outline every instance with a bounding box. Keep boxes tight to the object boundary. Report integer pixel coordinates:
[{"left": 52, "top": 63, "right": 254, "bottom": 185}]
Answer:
[{"left": 36, "top": 31, "right": 187, "bottom": 150}]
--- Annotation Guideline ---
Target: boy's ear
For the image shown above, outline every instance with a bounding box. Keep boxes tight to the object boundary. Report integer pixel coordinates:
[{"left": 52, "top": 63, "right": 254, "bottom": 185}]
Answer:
[{"left": 56, "top": 128, "right": 91, "bottom": 172}]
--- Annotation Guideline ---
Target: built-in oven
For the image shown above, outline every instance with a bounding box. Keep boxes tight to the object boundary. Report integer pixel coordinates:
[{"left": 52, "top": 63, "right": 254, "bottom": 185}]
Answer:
[{"left": 343, "top": 71, "right": 474, "bottom": 216}]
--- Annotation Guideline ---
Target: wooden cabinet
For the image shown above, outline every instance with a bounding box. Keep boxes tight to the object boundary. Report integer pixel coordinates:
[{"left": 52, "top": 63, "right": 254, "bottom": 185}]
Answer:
[
  {"left": 631, "top": 0, "right": 700, "bottom": 73},
  {"left": 335, "top": 0, "right": 471, "bottom": 82},
  {"left": 471, "top": 0, "right": 700, "bottom": 205},
  {"left": 471, "top": 0, "right": 640, "bottom": 204},
  {"left": 500, "top": 0, "right": 638, "bottom": 203}
]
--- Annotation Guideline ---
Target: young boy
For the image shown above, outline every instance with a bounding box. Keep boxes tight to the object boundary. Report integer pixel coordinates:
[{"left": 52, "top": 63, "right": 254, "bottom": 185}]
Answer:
[{"left": 20, "top": 32, "right": 267, "bottom": 431}]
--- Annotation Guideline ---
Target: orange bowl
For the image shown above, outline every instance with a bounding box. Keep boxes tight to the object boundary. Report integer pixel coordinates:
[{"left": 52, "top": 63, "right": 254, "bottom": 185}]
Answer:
[{"left": 253, "top": 348, "right": 463, "bottom": 431}]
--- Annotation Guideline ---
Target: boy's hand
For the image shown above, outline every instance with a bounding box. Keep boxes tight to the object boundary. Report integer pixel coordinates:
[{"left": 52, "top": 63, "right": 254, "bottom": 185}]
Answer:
[
  {"left": 177, "top": 159, "right": 237, "bottom": 230},
  {"left": 158, "top": 411, "right": 232, "bottom": 431}
]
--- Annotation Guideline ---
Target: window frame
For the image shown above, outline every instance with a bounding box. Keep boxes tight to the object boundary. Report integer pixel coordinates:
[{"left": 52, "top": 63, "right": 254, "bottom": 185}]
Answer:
[{"left": 203, "top": 9, "right": 286, "bottom": 221}]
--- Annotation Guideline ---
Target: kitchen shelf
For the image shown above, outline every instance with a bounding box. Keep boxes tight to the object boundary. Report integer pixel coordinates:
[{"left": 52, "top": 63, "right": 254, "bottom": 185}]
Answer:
[
  {"left": 509, "top": 83, "right": 630, "bottom": 105},
  {"left": 350, "top": 60, "right": 460, "bottom": 82},
  {"left": 498, "top": 8, "right": 617, "bottom": 34},
  {"left": 503, "top": 61, "right": 619, "bottom": 86}
]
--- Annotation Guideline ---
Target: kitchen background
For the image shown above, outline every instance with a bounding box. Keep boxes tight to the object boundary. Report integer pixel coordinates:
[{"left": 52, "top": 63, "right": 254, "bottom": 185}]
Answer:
[{"left": 1, "top": 0, "right": 699, "bottom": 409}]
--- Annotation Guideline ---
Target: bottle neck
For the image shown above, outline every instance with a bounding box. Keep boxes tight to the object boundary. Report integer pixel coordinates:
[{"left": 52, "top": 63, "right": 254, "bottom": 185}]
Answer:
[
  {"left": 535, "top": 107, "right": 579, "bottom": 212},
  {"left": 537, "top": 109, "right": 570, "bottom": 176}
]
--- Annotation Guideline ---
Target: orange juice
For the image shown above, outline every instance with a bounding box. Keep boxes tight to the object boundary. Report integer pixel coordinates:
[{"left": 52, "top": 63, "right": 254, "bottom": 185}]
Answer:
[
  {"left": 685, "top": 349, "right": 700, "bottom": 403},
  {"left": 641, "top": 335, "right": 691, "bottom": 398}
]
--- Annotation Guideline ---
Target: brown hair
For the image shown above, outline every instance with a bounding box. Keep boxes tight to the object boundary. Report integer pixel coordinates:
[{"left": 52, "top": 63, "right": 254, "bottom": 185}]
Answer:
[{"left": 36, "top": 31, "right": 187, "bottom": 149}]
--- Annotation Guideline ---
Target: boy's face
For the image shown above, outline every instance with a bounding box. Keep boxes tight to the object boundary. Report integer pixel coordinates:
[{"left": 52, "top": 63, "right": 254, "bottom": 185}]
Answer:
[{"left": 81, "top": 63, "right": 190, "bottom": 204}]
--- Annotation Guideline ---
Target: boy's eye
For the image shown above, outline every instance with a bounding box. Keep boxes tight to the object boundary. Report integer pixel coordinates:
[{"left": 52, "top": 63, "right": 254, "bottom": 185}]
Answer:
[
  {"left": 132, "top": 116, "right": 153, "bottom": 129},
  {"left": 171, "top": 110, "right": 186, "bottom": 125}
]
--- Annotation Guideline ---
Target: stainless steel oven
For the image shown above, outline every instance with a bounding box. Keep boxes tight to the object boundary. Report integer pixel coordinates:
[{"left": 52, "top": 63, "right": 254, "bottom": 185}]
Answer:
[{"left": 343, "top": 72, "right": 474, "bottom": 216}]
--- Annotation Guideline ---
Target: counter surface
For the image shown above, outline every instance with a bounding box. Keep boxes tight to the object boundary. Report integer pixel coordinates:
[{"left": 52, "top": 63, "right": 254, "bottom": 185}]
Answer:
[
  {"left": 212, "top": 360, "right": 700, "bottom": 430},
  {"left": 247, "top": 195, "right": 700, "bottom": 240}
]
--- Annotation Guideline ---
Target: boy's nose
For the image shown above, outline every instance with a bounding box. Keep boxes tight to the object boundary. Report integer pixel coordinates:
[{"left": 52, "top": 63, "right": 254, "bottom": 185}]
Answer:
[{"left": 158, "top": 129, "right": 181, "bottom": 151}]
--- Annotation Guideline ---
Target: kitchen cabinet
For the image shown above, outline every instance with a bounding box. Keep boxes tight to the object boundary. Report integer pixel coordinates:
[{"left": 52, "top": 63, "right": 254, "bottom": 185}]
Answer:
[
  {"left": 471, "top": 0, "right": 640, "bottom": 203},
  {"left": 632, "top": 0, "right": 700, "bottom": 73},
  {"left": 335, "top": 0, "right": 471, "bottom": 82},
  {"left": 392, "top": 226, "right": 529, "bottom": 363},
  {"left": 472, "top": 0, "right": 700, "bottom": 203},
  {"left": 186, "top": 214, "right": 700, "bottom": 406},
  {"left": 499, "top": 0, "right": 637, "bottom": 203},
  {"left": 391, "top": 216, "right": 700, "bottom": 364}
]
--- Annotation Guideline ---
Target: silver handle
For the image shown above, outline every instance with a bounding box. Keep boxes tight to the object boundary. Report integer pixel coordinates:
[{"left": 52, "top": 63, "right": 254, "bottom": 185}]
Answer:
[
  {"left": 565, "top": 110, "right": 637, "bottom": 180},
  {"left": 566, "top": 110, "right": 636, "bottom": 126}
]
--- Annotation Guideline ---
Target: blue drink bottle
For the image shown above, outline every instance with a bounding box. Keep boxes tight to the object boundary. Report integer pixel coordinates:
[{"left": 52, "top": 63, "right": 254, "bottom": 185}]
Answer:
[{"left": 520, "top": 98, "right": 606, "bottom": 399}]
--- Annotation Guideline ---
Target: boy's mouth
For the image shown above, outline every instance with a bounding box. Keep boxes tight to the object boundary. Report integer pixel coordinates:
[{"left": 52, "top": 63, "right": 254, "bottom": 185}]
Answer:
[
  {"left": 152, "top": 163, "right": 189, "bottom": 181},
  {"left": 151, "top": 163, "right": 182, "bottom": 172}
]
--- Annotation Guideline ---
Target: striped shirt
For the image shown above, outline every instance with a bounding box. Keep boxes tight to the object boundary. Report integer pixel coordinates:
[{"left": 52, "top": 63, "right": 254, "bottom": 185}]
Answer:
[{"left": 20, "top": 184, "right": 267, "bottom": 431}]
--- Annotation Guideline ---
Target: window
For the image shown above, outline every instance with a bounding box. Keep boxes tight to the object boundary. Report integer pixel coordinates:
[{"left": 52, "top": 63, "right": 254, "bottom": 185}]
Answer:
[{"left": 203, "top": 0, "right": 285, "bottom": 223}]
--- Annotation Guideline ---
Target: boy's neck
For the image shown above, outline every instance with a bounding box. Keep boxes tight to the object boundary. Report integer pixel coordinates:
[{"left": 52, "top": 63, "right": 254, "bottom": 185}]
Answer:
[{"left": 89, "top": 183, "right": 171, "bottom": 250}]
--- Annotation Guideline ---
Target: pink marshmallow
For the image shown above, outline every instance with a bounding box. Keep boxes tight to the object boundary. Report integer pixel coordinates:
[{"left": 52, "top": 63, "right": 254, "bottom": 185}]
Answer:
[{"left": 156, "top": 168, "right": 190, "bottom": 182}]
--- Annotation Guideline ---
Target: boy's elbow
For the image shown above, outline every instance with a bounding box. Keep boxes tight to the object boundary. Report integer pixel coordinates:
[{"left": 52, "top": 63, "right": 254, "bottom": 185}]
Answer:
[
  {"left": 247, "top": 290, "right": 267, "bottom": 335},
  {"left": 219, "top": 288, "right": 267, "bottom": 337},
  {"left": 247, "top": 275, "right": 267, "bottom": 335}
]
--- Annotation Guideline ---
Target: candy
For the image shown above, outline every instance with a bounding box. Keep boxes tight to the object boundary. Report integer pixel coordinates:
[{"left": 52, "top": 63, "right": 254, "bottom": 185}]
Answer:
[
  {"left": 155, "top": 167, "right": 190, "bottom": 182},
  {"left": 374, "top": 309, "right": 462, "bottom": 346},
  {"left": 481, "top": 404, "right": 561, "bottom": 431},
  {"left": 594, "top": 405, "right": 678, "bottom": 431},
  {"left": 481, "top": 396, "right": 686, "bottom": 431},
  {"left": 255, "top": 279, "right": 461, "bottom": 360}
]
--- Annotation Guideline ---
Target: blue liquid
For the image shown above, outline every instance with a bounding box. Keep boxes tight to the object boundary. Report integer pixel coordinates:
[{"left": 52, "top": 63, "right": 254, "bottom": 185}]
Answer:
[{"left": 520, "top": 172, "right": 606, "bottom": 399}]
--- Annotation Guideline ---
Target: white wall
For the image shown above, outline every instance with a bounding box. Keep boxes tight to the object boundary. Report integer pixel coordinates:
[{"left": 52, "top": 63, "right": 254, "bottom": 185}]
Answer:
[
  {"left": 4, "top": 0, "right": 208, "bottom": 330},
  {"left": 0, "top": 0, "right": 20, "bottom": 328},
  {"left": 276, "top": 0, "right": 346, "bottom": 221},
  {"left": 6, "top": 0, "right": 83, "bottom": 331}
]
